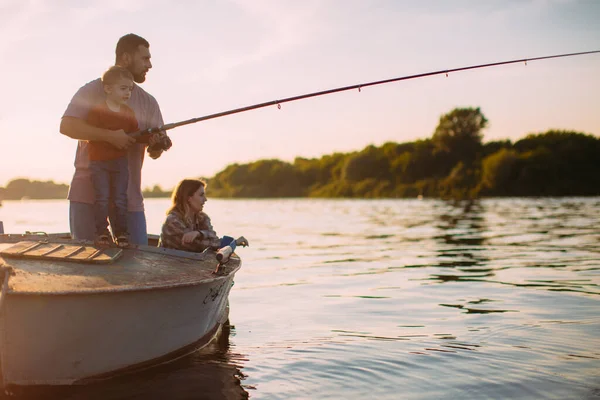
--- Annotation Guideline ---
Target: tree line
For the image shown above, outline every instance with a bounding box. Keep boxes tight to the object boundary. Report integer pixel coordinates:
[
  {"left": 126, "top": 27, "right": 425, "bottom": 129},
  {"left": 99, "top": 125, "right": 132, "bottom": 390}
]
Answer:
[
  {"left": 209, "top": 107, "right": 600, "bottom": 198},
  {"left": 2, "top": 107, "right": 599, "bottom": 200},
  {"left": 0, "top": 179, "right": 70, "bottom": 200}
]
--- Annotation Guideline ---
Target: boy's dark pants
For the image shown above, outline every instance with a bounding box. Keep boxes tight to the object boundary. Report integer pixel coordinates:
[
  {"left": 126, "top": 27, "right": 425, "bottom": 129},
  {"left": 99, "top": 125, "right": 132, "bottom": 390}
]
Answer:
[{"left": 89, "top": 156, "right": 129, "bottom": 237}]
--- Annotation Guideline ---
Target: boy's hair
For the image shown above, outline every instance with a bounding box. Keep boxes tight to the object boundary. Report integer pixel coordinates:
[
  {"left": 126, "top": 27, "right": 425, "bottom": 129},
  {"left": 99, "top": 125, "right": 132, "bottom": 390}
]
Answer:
[
  {"left": 115, "top": 34, "right": 149, "bottom": 61},
  {"left": 102, "top": 66, "right": 134, "bottom": 86}
]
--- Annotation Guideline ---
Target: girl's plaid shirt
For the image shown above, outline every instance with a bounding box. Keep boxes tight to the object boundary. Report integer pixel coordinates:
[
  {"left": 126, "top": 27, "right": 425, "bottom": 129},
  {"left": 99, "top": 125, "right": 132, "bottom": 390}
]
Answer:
[{"left": 159, "top": 210, "right": 221, "bottom": 252}]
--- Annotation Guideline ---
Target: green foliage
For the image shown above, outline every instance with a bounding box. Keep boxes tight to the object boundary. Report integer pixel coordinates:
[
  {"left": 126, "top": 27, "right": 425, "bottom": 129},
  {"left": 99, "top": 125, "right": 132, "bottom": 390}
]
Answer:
[
  {"left": 342, "top": 145, "right": 390, "bottom": 182},
  {"left": 211, "top": 118, "right": 599, "bottom": 198},
  {"left": 390, "top": 140, "right": 440, "bottom": 183},
  {"left": 210, "top": 159, "right": 304, "bottom": 198},
  {"left": 293, "top": 153, "right": 348, "bottom": 188},
  {"left": 482, "top": 140, "right": 512, "bottom": 158},
  {"left": 204, "top": 117, "right": 599, "bottom": 199},
  {"left": 509, "top": 131, "right": 600, "bottom": 196},
  {"left": 432, "top": 107, "right": 487, "bottom": 169},
  {"left": 309, "top": 181, "right": 354, "bottom": 197},
  {"left": 479, "top": 148, "right": 519, "bottom": 195},
  {"left": 439, "top": 162, "right": 481, "bottom": 199}
]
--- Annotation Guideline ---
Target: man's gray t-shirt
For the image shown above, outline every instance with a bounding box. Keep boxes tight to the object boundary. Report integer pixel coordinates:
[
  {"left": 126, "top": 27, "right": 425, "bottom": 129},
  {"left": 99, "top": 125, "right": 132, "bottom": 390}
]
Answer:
[{"left": 62, "top": 78, "right": 164, "bottom": 212}]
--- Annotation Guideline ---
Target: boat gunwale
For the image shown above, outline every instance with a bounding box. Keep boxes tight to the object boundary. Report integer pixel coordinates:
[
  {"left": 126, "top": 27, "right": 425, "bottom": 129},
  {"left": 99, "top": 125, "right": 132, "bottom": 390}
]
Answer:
[
  {"left": 4, "top": 262, "right": 241, "bottom": 295},
  {"left": 0, "top": 234, "right": 242, "bottom": 295}
]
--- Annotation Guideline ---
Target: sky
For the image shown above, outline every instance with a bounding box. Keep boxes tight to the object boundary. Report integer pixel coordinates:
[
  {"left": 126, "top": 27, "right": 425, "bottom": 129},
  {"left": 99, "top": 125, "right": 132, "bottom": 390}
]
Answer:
[{"left": 1, "top": 0, "right": 599, "bottom": 190}]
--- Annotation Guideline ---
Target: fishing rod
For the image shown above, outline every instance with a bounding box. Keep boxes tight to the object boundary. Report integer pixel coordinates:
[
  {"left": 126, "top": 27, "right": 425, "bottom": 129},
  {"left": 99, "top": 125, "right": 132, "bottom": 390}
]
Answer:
[{"left": 141, "top": 49, "right": 600, "bottom": 150}]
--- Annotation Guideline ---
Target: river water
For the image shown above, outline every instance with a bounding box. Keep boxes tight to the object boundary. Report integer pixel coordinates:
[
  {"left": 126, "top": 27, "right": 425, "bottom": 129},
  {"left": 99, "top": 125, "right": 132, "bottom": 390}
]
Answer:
[{"left": 1, "top": 198, "right": 599, "bottom": 399}]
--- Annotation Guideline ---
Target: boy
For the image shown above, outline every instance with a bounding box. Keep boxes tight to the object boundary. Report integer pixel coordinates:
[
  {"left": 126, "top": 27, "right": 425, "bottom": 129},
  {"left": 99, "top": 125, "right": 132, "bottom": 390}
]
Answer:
[{"left": 87, "top": 66, "right": 138, "bottom": 247}]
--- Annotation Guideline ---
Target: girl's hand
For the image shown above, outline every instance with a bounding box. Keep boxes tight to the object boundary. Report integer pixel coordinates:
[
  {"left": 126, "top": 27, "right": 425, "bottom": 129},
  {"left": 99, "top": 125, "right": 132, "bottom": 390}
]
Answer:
[
  {"left": 235, "top": 236, "right": 249, "bottom": 247},
  {"left": 182, "top": 231, "right": 200, "bottom": 244}
]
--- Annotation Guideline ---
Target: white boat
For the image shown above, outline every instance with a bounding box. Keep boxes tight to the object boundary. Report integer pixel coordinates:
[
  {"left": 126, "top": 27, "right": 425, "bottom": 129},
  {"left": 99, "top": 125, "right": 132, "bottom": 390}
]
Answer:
[{"left": 0, "top": 231, "right": 241, "bottom": 387}]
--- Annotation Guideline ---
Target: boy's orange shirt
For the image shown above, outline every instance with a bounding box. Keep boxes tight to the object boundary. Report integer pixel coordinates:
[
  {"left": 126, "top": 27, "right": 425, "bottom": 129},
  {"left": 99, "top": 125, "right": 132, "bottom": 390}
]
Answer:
[{"left": 86, "top": 103, "right": 139, "bottom": 161}]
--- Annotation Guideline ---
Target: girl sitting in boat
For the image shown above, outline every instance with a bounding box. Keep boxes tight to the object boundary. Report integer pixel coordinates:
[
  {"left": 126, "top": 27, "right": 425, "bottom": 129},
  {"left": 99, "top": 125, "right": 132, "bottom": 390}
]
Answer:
[{"left": 159, "top": 178, "right": 248, "bottom": 252}]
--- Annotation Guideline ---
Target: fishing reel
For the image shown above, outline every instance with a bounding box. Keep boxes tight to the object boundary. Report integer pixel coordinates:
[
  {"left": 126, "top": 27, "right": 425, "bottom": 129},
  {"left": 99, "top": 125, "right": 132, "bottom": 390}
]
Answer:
[
  {"left": 214, "top": 236, "right": 249, "bottom": 274},
  {"left": 147, "top": 134, "right": 172, "bottom": 156}
]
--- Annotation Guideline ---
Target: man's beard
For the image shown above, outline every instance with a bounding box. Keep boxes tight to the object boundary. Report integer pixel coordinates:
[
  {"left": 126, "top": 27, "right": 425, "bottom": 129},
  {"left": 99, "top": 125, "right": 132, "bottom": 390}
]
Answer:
[{"left": 133, "top": 72, "right": 146, "bottom": 83}]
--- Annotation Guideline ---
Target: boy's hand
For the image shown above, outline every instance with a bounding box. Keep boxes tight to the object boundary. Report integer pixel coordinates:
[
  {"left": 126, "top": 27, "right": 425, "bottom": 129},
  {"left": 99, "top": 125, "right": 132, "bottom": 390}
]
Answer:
[{"left": 107, "top": 129, "right": 135, "bottom": 149}]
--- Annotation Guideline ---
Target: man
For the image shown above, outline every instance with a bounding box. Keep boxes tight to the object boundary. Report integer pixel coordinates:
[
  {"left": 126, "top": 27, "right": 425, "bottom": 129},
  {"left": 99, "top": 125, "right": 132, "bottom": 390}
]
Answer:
[{"left": 60, "top": 33, "right": 171, "bottom": 245}]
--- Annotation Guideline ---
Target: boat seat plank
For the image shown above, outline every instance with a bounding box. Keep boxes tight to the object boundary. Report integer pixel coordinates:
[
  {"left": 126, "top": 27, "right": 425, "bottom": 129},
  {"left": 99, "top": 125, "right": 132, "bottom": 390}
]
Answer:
[{"left": 0, "top": 241, "right": 122, "bottom": 264}]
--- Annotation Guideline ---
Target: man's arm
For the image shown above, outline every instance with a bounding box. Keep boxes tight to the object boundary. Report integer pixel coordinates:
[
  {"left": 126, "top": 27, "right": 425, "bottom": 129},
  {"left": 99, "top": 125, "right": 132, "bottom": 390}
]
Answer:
[
  {"left": 60, "top": 79, "right": 135, "bottom": 150},
  {"left": 60, "top": 117, "right": 135, "bottom": 150}
]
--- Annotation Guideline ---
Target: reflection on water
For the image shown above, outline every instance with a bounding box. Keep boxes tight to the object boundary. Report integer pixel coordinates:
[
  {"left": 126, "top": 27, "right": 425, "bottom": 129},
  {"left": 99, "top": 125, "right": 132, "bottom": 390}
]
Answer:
[
  {"left": 433, "top": 200, "right": 492, "bottom": 286},
  {"left": 1, "top": 198, "right": 600, "bottom": 399}
]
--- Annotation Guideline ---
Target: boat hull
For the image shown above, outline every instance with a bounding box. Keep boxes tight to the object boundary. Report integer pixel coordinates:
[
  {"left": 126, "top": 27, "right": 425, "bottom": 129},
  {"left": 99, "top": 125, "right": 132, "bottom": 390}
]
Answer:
[
  {"left": 0, "top": 233, "right": 242, "bottom": 386},
  {"left": 0, "top": 267, "right": 234, "bottom": 386}
]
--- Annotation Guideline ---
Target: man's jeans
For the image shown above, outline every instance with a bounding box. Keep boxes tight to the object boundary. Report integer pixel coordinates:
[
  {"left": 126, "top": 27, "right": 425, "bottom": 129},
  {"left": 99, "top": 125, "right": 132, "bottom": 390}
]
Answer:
[{"left": 69, "top": 201, "right": 148, "bottom": 245}]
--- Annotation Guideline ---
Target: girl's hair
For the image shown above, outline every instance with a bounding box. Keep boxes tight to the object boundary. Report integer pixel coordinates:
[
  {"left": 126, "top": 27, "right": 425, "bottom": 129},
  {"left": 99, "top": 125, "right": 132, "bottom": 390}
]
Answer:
[
  {"left": 102, "top": 65, "right": 134, "bottom": 86},
  {"left": 167, "top": 179, "right": 207, "bottom": 216}
]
